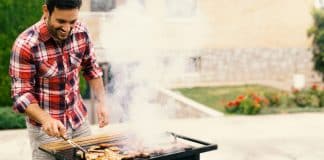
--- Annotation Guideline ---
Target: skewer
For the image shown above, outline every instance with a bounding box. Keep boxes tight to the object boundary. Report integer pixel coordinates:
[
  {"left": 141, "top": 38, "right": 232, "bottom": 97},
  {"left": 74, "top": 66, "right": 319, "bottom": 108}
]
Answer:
[
  {"left": 40, "top": 133, "right": 125, "bottom": 152},
  {"left": 61, "top": 136, "right": 88, "bottom": 153}
]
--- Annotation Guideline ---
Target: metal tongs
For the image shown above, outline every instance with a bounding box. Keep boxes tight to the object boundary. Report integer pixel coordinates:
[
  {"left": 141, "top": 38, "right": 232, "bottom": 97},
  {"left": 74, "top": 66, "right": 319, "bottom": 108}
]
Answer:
[{"left": 61, "top": 136, "right": 88, "bottom": 153}]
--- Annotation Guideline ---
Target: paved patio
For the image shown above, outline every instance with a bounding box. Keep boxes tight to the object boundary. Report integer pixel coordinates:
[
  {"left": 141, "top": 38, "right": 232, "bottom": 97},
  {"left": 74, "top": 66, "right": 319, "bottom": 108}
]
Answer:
[{"left": 1, "top": 113, "right": 324, "bottom": 160}]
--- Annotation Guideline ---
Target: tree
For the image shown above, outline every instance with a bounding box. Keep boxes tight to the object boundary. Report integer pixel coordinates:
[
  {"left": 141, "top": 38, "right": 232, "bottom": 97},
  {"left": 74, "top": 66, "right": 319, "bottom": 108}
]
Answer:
[
  {"left": 308, "top": 8, "right": 324, "bottom": 81},
  {"left": 0, "top": 1, "right": 42, "bottom": 106}
]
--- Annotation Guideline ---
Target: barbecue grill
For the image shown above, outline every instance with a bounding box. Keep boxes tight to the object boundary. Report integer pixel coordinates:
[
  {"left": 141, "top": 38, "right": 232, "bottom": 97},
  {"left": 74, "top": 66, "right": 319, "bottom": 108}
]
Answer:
[{"left": 39, "top": 132, "right": 217, "bottom": 160}]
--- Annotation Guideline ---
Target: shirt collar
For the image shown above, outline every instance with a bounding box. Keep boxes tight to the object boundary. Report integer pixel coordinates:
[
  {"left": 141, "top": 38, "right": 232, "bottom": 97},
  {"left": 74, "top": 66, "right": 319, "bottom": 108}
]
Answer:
[{"left": 37, "top": 18, "right": 51, "bottom": 42}]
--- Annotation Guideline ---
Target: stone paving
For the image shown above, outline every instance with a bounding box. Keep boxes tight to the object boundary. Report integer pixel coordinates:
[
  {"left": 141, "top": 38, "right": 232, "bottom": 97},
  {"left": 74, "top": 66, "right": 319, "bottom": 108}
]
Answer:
[{"left": 1, "top": 113, "right": 324, "bottom": 160}]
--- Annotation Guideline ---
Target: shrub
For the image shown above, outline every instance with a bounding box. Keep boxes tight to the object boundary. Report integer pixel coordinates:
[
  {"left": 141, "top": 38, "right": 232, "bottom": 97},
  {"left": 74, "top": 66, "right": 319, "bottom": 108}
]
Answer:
[
  {"left": 264, "top": 92, "right": 282, "bottom": 107},
  {"left": 293, "top": 84, "right": 323, "bottom": 108},
  {"left": 294, "top": 91, "right": 311, "bottom": 107},
  {"left": 225, "top": 99, "right": 240, "bottom": 113},
  {"left": 310, "top": 94, "right": 320, "bottom": 107},
  {"left": 319, "top": 92, "right": 324, "bottom": 107},
  {"left": 79, "top": 73, "right": 90, "bottom": 99},
  {"left": 308, "top": 8, "right": 324, "bottom": 80},
  {"left": 224, "top": 94, "right": 268, "bottom": 115},
  {"left": 0, "top": 107, "right": 26, "bottom": 129},
  {"left": 238, "top": 97, "right": 261, "bottom": 115}
]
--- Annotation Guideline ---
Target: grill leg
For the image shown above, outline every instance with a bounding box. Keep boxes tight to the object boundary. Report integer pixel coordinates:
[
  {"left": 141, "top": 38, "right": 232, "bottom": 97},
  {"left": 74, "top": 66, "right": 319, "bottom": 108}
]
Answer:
[{"left": 194, "top": 154, "right": 200, "bottom": 160}]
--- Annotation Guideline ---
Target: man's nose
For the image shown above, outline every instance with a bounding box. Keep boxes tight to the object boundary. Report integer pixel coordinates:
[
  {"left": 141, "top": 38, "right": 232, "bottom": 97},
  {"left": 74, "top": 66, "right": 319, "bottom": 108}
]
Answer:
[{"left": 61, "top": 24, "right": 71, "bottom": 32}]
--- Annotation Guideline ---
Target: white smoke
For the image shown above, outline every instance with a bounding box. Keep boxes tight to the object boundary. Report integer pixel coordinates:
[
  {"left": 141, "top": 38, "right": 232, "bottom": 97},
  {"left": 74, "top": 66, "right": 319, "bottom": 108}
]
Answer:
[{"left": 95, "top": 0, "right": 211, "bottom": 141}]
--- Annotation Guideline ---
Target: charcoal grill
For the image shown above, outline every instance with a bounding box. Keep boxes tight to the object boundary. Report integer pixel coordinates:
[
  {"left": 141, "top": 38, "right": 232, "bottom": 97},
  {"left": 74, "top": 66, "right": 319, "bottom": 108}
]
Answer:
[{"left": 39, "top": 132, "right": 217, "bottom": 160}]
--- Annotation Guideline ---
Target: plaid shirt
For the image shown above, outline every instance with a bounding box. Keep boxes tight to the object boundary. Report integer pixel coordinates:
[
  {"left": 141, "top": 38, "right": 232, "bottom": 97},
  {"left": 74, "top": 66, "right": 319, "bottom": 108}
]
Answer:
[{"left": 9, "top": 18, "right": 103, "bottom": 129}]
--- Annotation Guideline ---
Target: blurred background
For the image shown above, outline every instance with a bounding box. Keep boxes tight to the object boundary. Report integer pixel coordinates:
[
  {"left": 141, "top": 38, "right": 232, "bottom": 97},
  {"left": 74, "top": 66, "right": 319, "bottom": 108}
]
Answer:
[{"left": 1, "top": 0, "right": 324, "bottom": 160}]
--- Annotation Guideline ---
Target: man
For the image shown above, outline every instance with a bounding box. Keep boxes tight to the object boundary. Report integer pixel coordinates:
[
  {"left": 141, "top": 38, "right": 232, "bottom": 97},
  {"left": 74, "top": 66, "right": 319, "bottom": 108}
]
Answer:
[{"left": 9, "top": 0, "right": 109, "bottom": 159}]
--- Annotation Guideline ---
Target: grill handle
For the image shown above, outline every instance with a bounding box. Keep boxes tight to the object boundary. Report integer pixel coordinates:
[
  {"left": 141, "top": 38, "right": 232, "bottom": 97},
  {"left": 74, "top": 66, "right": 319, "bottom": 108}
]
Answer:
[{"left": 168, "top": 132, "right": 218, "bottom": 153}]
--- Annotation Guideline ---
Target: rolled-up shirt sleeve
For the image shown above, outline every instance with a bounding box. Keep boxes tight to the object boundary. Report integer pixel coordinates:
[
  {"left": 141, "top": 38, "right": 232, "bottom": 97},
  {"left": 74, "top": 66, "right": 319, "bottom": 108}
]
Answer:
[
  {"left": 9, "top": 41, "right": 37, "bottom": 113},
  {"left": 81, "top": 33, "right": 103, "bottom": 80}
]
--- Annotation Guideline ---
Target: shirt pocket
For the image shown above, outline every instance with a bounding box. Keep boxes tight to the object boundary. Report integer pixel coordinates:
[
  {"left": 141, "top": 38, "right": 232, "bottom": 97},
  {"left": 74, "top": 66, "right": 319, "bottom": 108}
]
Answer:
[
  {"left": 69, "top": 51, "right": 83, "bottom": 71},
  {"left": 36, "top": 57, "right": 62, "bottom": 78}
]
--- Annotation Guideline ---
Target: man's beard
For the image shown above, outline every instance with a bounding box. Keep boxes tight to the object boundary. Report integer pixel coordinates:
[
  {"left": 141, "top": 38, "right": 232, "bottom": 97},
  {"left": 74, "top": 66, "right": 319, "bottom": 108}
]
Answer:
[{"left": 47, "top": 21, "right": 71, "bottom": 42}]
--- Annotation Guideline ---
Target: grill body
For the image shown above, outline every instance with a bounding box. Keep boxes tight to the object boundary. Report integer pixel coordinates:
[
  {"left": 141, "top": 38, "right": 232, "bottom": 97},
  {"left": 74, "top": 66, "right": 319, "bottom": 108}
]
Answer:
[{"left": 40, "top": 133, "right": 217, "bottom": 160}]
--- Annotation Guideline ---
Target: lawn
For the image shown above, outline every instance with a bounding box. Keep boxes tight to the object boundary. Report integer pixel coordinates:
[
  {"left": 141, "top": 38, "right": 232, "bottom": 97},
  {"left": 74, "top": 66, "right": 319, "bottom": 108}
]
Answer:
[{"left": 174, "top": 85, "right": 324, "bottom": 115}]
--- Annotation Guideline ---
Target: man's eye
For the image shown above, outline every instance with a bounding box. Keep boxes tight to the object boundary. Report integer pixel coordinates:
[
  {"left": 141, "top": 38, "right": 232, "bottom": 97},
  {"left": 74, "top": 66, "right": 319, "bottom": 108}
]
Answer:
[
  {"left": 57, "top": 20, "right": 66, "bottom": 24},
  {"left": 70, "top": 21, "right": 76, "bottom": 25}
]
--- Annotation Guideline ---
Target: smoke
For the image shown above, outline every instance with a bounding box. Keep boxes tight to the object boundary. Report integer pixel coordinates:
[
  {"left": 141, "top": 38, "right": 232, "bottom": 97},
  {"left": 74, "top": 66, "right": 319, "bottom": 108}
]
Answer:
[
  {"left": 95, "top": 0, "right": 211, "bottom": 143},
  {"left": 105, "top": 55, "right": 185, "bottom": 123}
]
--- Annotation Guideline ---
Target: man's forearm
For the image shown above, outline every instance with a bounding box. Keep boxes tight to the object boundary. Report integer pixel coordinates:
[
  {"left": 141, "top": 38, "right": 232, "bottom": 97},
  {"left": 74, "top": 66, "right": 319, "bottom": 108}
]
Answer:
[
  {"left": 25, "top": 103, "right": 52, "bottom": 124},
  {"left": 88, "top": 77, "right": 106, "bottom": 103},
  {"left": 88, "top": 77, "right": 109, "bottom": 127}
]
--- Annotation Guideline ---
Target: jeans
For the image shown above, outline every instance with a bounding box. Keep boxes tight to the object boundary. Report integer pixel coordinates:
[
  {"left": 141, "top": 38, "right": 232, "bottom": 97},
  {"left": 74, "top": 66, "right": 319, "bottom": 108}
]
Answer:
[{"left": 26, "top": 120, "right": 91, "bottom": 160}]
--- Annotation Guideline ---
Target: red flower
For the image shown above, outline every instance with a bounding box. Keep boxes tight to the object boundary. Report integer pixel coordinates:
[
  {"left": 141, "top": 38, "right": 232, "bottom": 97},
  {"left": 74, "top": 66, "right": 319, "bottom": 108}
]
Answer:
[
  {"left": 253, "top": 96, "right": 261, "bottom": 103},
  {"left": 234, "top": 100, "right": 240, "bottom": 106},
  {"left": 226, "top": 101, "right": 235, "bottom": 108},
  {"left": 237, "top": 95, "right": 245, "bottom": 101},
  {"left": 311, "top": 84, "right": 318, "bottom": 90}
]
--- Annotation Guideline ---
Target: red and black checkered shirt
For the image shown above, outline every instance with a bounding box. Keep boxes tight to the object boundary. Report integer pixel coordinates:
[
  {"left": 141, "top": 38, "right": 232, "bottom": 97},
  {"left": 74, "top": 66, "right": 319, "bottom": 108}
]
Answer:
[{"left": 9, "top": 18, "right": 103, "bottom": 129}]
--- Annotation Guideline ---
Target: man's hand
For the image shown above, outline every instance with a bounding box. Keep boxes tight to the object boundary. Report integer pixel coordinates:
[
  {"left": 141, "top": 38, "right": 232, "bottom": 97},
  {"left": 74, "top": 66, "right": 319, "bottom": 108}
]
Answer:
[
  {"left": 41, "top": 117, "right": 66, "bottom": 137},
  {"left": 96, "top": 103, "right": 109, "bottom": 128},
  {"left": 25, "top": 103, "right": 66, "bottom": 137}
]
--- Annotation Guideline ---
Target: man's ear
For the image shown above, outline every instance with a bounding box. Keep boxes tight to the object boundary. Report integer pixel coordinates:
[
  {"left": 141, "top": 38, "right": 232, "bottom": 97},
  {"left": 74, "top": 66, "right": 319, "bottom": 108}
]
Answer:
[{"left": 42, "top": 5, "right": 49, "bottom": 20}]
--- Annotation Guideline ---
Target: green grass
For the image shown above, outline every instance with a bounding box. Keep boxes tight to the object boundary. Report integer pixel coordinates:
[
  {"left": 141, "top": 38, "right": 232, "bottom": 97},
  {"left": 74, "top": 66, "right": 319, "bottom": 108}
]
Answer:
[{"left": 174, "top": 85, "right": 324, "bottom": 115}]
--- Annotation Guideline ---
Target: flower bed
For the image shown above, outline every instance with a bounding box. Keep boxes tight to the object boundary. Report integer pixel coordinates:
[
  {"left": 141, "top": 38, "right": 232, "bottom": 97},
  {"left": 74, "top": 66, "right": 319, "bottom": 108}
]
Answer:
[
  {"left": 223, "top": 84, "right": 324, "bottom": 115},
  {"left": 175, "top": 85, "right": 324, "bottom": 115}
]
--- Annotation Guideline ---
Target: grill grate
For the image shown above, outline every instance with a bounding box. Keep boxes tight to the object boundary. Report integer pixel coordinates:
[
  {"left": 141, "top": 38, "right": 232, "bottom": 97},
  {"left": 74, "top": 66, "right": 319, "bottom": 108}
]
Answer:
[{"left": 40, "top": 132, "right": 217, "bottom": 160}]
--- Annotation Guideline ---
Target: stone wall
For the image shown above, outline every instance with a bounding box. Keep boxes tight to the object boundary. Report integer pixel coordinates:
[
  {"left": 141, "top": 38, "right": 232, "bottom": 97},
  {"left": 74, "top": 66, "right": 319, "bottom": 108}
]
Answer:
[
  {"left": 168, "top": 48, "right": 321, "bottom": 90},
  {"left": 201, "top": 48, "right": 313, "bottom": 81}
]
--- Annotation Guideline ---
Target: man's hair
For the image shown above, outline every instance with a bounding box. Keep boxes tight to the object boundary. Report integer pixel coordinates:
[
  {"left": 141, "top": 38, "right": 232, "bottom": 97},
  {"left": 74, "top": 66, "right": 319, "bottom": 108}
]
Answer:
[{"left": 45, "top": 0, "right": 82, "bottom": 15}]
